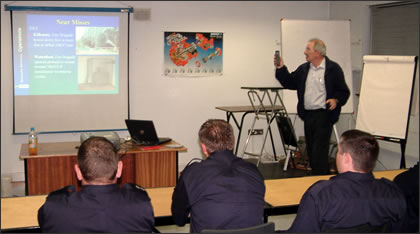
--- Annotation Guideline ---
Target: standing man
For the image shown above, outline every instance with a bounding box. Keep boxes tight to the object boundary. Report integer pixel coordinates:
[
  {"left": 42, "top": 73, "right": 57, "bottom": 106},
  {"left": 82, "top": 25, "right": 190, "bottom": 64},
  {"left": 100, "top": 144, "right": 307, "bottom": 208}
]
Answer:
[
  {"left": 288, "top": 129, "right": 407, "bottom": 232},
  {"left": 171, "top": 119, "right": 266, "bottom": 233},
  {"left": 38, "top": 137, "right": 155, "bottom": 232},
  {"left": 274, "top": 38, "right": 350, "bottom": 175}
]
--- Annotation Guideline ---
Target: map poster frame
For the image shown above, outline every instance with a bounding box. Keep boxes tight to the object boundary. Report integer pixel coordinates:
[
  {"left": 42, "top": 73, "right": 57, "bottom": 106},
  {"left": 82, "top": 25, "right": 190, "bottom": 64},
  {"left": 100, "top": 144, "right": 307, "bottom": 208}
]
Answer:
[{"left": 163, "top": 31, "right": 223, "bottom": 77}]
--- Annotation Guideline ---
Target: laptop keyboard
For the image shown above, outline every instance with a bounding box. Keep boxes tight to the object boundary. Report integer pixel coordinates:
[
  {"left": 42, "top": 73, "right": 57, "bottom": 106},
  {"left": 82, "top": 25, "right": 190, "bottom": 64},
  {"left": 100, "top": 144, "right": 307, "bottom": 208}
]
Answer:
[{"left": 132, "top": 138, "right": 156, "bottom": 146}]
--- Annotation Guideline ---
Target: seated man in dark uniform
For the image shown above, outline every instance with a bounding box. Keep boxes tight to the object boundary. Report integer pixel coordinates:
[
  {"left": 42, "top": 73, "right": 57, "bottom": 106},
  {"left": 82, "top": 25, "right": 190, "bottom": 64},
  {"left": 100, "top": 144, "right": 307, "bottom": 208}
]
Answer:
[
  {"left": 38, "top": 137, "right": 155, "bottom": 232},
  {"left": 393, "top": 161, "right": 419, "bottom": 233},
  {"left": 171, "top": 119, "right": 266, "bottom": 233},
  {"left": 287, "top": 129, "right": 407, "bottom": 232}
]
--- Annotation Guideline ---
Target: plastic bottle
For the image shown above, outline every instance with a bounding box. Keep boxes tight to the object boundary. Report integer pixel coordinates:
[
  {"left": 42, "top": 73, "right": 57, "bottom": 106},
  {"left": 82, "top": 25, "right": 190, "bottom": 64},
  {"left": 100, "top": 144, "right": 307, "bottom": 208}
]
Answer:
[{"left": 28, "top": 127, "right": 38, "bottom": 155}]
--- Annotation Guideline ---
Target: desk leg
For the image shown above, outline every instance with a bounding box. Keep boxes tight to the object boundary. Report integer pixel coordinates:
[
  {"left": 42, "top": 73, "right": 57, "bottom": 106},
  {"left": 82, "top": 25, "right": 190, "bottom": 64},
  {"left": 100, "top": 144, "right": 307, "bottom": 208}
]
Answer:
[
  {"left": 176, "top": 151, "right": 179, "bottom": 182},
  {"left": 263, "top": 202, "right": 272, "bottom": 224},
  {"left": 267, "top": 124, "right": 277, "bottom": 161},
  {"left": 400, "top": 139, "right": 406, "bottom": 169},
  {"left": 225, "top": 111, "right": 242, "bottom": 156},
  {"left": 235, "top": 112, "right": 252, "bottom": 156},
  {"left": 24, "top": 159, "right": 28, "bottom": 196},
  {"left": 227, "top": 112, "right": 241, "bottom": 130}
]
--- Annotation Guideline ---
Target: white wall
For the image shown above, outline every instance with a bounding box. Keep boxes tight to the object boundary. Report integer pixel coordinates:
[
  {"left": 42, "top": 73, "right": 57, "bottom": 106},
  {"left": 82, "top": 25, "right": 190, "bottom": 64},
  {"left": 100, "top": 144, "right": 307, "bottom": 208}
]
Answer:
[{"left": 2, "top": 1, "right": 417, "bottom": 183}]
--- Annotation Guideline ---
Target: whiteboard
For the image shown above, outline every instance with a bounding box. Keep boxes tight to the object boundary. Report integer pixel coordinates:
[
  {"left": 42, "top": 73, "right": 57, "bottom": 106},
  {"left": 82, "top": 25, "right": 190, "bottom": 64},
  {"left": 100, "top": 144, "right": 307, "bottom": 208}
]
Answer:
[
  {"left": 356, "top": 55, "right": 417, "bottom": 139},
  {"left": 280, "top": 19, "right": 354, "bottom": 114}
]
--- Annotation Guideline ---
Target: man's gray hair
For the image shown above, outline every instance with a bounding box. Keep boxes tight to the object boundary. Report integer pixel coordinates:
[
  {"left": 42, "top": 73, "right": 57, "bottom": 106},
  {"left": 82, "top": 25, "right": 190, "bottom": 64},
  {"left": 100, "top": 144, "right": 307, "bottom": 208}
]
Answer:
[{"left": 309, "top": 38, "right": 327, "bottom": 56}]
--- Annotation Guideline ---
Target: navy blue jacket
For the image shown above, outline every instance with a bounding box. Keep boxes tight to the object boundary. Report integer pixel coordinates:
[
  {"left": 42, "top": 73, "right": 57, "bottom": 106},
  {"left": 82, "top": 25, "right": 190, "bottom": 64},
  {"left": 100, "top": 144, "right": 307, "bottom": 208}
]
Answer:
[
  {"left": 288, "top": 172, "right": 407, "bottom": 232},
  {"left": 171, "top": 150, "right": 266, "bottom": 233},
  {"left": 275, "top": 56, "right": 350, "bottom": 124},
  {"left": 394, "top": 162, "right": 419, "bottom": 232},
  {"left": 38, "top": 183, "right": 155, "bottom": 233}
]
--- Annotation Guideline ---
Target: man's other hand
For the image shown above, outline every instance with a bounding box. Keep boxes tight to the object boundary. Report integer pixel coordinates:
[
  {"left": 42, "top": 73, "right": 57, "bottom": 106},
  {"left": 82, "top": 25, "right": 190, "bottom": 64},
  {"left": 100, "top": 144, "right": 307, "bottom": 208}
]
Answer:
[{"left": 326, "top": 98, "right": 338, "bottom": 110}]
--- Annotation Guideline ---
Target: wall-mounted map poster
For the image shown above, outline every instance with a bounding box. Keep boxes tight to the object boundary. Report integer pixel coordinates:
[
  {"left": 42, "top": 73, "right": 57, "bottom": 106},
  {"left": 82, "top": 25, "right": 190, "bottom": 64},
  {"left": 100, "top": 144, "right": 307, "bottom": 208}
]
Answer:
[{"left": 164, "top": 31, "right": 223, "bottom": 77}]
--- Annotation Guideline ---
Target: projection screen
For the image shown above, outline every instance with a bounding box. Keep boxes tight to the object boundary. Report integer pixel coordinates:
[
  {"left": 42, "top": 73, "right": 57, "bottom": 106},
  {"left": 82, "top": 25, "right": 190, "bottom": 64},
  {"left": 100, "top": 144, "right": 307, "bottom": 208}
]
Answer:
[{"left": 8, "top": 6, "right": 131, "bottom": 134}]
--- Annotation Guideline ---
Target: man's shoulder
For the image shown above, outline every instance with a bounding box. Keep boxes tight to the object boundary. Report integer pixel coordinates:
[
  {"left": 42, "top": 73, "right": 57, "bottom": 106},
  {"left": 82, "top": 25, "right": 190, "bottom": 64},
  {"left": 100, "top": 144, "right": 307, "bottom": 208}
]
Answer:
[
  {"left": 233, "top": 157, "right": 262, "bottom": 173},
  {"left": 181, "top": 154, "right": 259, "bottom": 176},
  {"left": 306, "top": 178, "right": 334, "bottom": 194},
  {"left": 181, "top": 156, "right": 232, "bottom": 175},
  {"left": 376, "top": 177, "right": 406, "bottom": 194},
  {"left": 121, "top": 183, "right": 152, "bottom": 201},
  {"left": 182, "top": 158, "right": 203, "bottom": 172},
  {"left": 45, "top": 184, "right": 76, "bottom": 202},
  {"left": 296, "top": 61, "right": 310, "bottom": 70},
  {"left": 325, "top": 56, "right": 342, "bottom": 69},
  {"left": 122, "top": 183, "right": 147, "bottom": 192},
  {"left": 278, "top": 61, "right": 309, "bottom": 73},
  {"left": 308, "top": 173, "right": 405, "bottom": 196},
  {"left": 176, "top": 158, "right": 208, "bottom": 182},
  {"left": 186, "top": 158, "right": 203, "bottom": 167},
  {"left": 305, "top": 173, "right": 354, "bottom": 195},
  {"left": 394, "top": 163, "right": 419, "bottom": 183}
]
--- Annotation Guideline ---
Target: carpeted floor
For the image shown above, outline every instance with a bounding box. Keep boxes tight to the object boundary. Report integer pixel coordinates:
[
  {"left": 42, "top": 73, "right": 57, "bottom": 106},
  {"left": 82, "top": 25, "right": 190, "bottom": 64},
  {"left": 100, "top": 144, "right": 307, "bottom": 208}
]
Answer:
[{"left": 246, "top": 155, "right": 338, "bottom": 180}]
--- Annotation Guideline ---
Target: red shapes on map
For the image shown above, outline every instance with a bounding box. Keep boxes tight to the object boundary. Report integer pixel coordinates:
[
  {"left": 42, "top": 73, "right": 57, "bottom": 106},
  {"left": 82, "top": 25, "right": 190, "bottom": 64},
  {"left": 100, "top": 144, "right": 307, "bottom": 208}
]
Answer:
[
  {"left": 196, "top": 33, "right": 214, "bottom": 51},
  {"left": 167, "top": 33, "right": 198, "bottom": 66},
  {"left": 166, "top": 32, "right": 221, "bottom": 67},
  {"left": 202, "top": 47, "right": 222, "bottom": 63},
  {"left": 215, "top": 47, "right": 222, "bottom": 56}
]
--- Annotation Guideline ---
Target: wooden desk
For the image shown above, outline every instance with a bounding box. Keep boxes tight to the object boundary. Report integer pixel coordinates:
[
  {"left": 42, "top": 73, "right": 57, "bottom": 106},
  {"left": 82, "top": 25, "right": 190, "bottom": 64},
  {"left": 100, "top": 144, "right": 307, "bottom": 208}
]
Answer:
[
  {"left": 1, "top": 169, "right": 406, "bottom": 231},
  {"left": 264, "top": 169, "right": 407, "bottom": 215},
  {"left": 146, "top": 187, "right": 174, "bottom": 218},
  {"left": 1, "top": 195, "right": 46, "bottom": 231},
  {"left": 19, "top": 140, "right": 187, "bottom": 195},
  {"left": 0, "top": 187, "right": 175, "bottom": 231},
  {"left": 216, "top": 105, "right": 284, "bottom": 155}
]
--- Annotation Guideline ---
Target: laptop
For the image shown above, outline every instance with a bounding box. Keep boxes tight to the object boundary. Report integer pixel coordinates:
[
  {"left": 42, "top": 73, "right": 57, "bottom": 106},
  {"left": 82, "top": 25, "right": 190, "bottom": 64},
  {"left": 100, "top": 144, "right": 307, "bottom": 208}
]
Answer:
[{"left": 125, "top": 119, "right": 171, "bottom": 146}]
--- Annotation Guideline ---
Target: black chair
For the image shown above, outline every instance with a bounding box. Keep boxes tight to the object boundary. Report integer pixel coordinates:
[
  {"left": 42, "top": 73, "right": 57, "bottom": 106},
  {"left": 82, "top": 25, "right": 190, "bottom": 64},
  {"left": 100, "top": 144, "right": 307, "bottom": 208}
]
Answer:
[
  {"left": 324, "top": 222, "right": 390, "bottom": 233},
  {"left": 201, "top": 222, "right": 275, "bottom": 233},
  {"left": 276, "top": 116, "right": 300, "bottom": 171}
]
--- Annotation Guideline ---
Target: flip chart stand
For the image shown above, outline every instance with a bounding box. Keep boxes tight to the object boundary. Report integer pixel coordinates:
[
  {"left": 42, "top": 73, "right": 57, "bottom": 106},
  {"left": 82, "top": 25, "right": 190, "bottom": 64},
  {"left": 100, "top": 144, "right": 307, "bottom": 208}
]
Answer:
[{"left": 356, "top": 55, "right": 418, "bottom": 169}]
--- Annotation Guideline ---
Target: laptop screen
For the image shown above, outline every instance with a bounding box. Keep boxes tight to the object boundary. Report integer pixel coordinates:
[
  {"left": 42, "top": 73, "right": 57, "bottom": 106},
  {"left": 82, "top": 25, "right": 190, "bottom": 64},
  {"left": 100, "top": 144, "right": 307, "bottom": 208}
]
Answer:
[{"left": 125, "top": 119, "right": 171, "bottom": 145}]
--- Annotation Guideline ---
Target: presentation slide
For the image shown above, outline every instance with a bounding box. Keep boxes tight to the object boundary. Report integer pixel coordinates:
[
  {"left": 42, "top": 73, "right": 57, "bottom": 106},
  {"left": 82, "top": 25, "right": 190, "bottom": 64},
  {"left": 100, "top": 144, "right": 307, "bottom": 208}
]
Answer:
[
  {"left": 11, "top": 10, "right": 129, "bottom": 133},
  {"left": 13, "top": 14, "right": 120, "bottom": 96}
]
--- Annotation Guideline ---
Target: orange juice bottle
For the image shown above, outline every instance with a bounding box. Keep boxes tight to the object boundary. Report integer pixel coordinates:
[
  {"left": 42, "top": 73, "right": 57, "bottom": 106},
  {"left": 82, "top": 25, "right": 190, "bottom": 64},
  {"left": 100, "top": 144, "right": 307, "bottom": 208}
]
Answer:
[{"left": 28, "top": 127, "right": 38, "bottom": 155}]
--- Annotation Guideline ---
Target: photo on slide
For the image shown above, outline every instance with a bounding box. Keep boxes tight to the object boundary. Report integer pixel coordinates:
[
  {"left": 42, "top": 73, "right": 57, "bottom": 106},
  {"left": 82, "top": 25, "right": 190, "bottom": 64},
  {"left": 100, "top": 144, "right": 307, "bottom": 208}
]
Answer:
[
  {"left": 77, "top": 56, "right": 116, "bottom": 91},
  {"left": 76, "top": 26, "right": 119, "bottom": 55}
]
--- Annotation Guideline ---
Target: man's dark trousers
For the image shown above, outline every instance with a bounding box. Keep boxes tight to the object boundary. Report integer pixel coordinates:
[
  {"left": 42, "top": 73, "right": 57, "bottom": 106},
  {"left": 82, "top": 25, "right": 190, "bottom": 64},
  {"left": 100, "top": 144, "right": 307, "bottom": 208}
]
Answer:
[{"left": 304, "top": 109, "right": 333, "bottom": 175}]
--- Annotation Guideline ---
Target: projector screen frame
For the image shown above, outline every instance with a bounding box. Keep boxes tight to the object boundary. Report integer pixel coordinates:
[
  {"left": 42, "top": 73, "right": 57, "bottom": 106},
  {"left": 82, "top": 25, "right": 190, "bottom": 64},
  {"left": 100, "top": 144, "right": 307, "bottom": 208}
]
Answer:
[{"left": 6, "top": 5, "right": 133, "bottom": 135}]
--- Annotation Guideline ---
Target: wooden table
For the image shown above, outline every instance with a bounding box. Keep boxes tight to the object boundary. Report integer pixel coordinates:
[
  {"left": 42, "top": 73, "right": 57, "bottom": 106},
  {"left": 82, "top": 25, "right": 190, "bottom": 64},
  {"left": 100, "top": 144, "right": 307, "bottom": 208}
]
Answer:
[
  {"left": 264, "top": 169, "right": 407, "bottom": 215},
  {"left": 1, "top": 169, "right": 406, "bottom": 232},
  {"left": 1, "top": 187, "right": 175, "bottom": 231},
  {"left": 1, "top": 195, "right": 46, "bottom": 231},
  {"left": 19, "top": 140, "right": 187, "bottom": 195},
  {"left": 146, "top": 187, "right": 174, "bottom": 218}
]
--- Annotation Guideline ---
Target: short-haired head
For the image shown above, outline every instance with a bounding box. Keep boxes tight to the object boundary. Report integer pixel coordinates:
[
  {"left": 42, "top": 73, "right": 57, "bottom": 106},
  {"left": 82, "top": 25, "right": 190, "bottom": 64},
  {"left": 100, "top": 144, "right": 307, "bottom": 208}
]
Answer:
[
  {"left": 198, "top": 119, "right": 235, "bottom": 155},
  {"left": 77, "top": 136, "right": 119, "bottom": 183},
  {"left": 308, "top": 38, "right": 326, "bottom": 56},
  {"left": 339, "top": 129, "right": 379, "bottom": 173}
]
